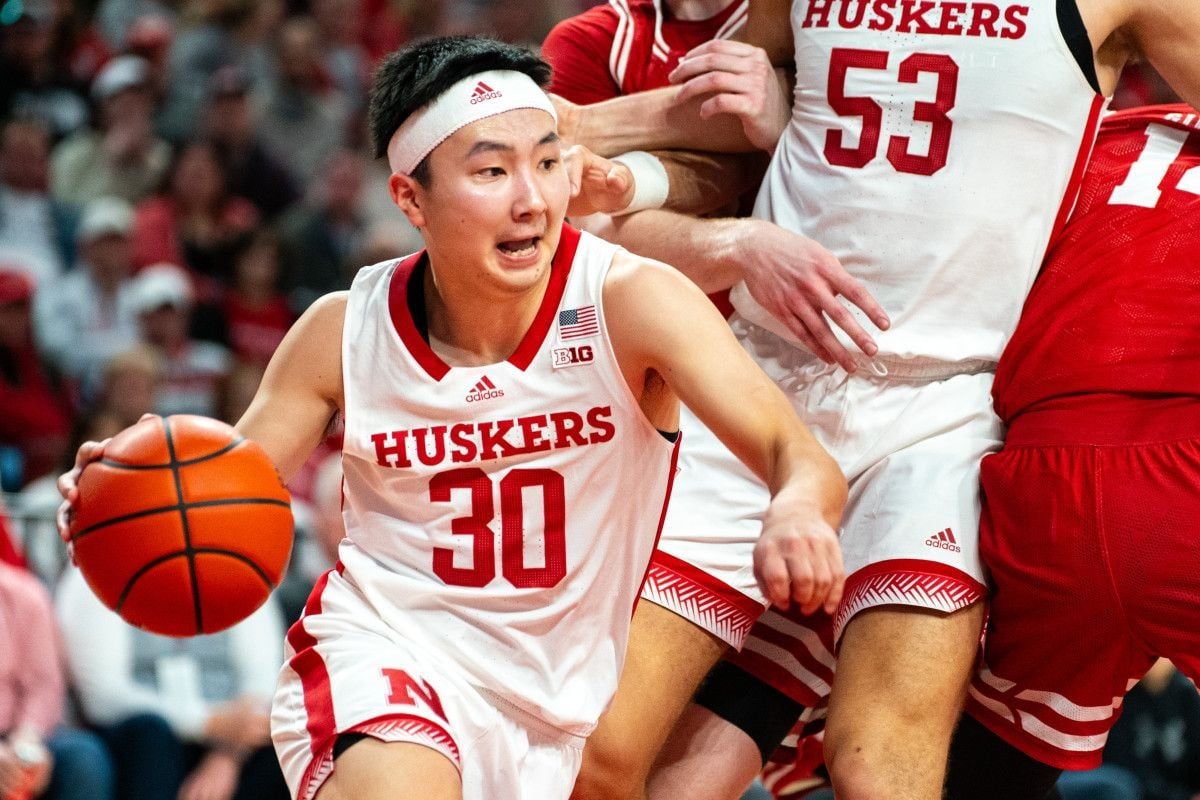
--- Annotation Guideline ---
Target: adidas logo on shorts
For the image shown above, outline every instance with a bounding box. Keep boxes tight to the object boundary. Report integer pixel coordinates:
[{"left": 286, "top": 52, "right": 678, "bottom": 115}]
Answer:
[
  {"left": 465, "top": 375, "right": 504, "bottom": 402},
  {"left": 470, "top": 81, "right": 502, "bottom": 104},
  {"left": 925, "top": 527, "right": 961, "bottom": 553}
]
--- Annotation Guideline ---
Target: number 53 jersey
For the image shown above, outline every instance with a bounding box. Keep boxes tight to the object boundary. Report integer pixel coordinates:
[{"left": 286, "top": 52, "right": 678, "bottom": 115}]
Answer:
[
  {"left": 335, "top": 224, "right": 679, "bottom": 737},
  {"left": 735, "top": 0, "right": 1106, "bottom": 364}
]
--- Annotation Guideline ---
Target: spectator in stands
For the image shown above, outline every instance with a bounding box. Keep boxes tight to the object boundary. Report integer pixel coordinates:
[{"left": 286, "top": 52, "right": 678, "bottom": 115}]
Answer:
[
  {"left": 0, "top": 2, "right": 89, "bottom": 140},
  {"left": 0, "top": 118, "right": 77, "bottom": 287},
  {"left": 130, "top": 140, "right": 257, "bottom": 284},
  {"left": 51, "top": 55, "right": 170, "bottom": 206},
  {"left": 0, "top": 269, "right": 70, "bottom": 487},
  {"left": 33, "top": 197, "right": 139, "bottom": 398},
  {"left": 129, "top": 263, "right": 230, "bottom": 417},
  {"left": 278, "top": 149, "right": 367, "bottom": 311},
  {"left": 311, "top": 0, "right": 367, "bottom": 117},
  {"left": 0, "top": 559, "right": 115, "bottom": 800},
  {"left": 56, "top": 567, "right": 288, "bottom": 800},
  {"left": 203, "top": 66, "right": 298, "bottom": 220},
  {"left": 94, "top": 0, "right": 176, "bottom": 53},
  {"left": 94, "top": 345, "right": 159, "bottom": 428},
  {"left": 223, "top": 229, "right": 292, "bottom": 365},
  {"left": 255, "top": 16, "right": 349, "bottom": 185}
]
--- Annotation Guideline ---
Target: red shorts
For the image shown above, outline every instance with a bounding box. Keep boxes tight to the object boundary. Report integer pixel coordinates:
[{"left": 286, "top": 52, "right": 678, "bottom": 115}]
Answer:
[{"left": 966, "top": 397, "right": 1200, "bottom": 771}]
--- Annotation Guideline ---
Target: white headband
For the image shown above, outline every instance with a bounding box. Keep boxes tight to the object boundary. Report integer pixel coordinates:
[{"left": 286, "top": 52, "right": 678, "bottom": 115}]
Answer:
[{"left": 386, "top": 69, "right": 558, "bottom": 175}]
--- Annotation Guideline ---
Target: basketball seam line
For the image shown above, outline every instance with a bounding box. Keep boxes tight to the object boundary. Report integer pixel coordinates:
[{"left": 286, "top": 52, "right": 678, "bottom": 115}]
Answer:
[
  {"left": 98, "top": 436, "right": 247, "bottom": 471},
  {"left": 163, "top": 419, "right": 205, "bottom": 635},
  {"left": 115, "top": 547, "right": 277, "bottom": 614},
  {"left": 70, "top": 498, "right": 292, "bottom": 541}
]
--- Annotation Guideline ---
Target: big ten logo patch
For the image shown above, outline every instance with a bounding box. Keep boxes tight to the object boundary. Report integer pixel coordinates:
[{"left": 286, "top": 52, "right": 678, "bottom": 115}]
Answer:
[
  {"left": 553, "top": 345, "right": 595, "bottom": 369},
  {"left": 382, "top": 668, "right": 447, "bottom": 720}
]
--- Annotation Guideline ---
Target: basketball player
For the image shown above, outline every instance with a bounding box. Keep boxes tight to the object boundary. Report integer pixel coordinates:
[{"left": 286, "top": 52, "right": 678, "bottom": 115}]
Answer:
[
  {"left": 56, "top": 36, "right": 849, "bottom": 800},
  {"left": 543, "top": 1, "right": 1200, "bottom": 798},
  {"left": 937, "top": 103, "right": 1200, "bottom": 800}
]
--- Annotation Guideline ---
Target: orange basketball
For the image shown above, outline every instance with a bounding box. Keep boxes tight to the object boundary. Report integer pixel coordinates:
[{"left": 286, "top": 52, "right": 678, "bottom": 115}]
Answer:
[{"left": 69, "top": 415, "right": 293, "bottom": 637}]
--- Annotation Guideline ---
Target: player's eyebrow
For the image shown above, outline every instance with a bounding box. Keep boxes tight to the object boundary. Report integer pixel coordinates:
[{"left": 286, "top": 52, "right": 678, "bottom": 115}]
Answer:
[{"left": 466, "top": 131, "right": 560, "bottom": 158}]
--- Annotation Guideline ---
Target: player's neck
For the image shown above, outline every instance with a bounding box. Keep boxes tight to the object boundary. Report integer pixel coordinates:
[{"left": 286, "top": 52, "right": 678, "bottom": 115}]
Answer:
[
  {"left": 422, "top": 257, "right": 551, "bottom": 367},
  {"left": 667, "top": 0, "right": 732, "bottom": 21}
]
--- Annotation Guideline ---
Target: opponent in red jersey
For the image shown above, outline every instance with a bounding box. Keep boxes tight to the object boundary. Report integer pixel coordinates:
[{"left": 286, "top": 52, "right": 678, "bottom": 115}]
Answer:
[
  {"left": 543, "top": 0, "right": 748, "bottom": 104},
  {"left": 938, "top": 104, "right": 1200, "bottom": 799}
]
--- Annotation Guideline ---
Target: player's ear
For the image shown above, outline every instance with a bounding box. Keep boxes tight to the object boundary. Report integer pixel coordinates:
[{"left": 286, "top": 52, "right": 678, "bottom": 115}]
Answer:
[{"left": 390, "top": 171, "right": 426, "bottom": 229}]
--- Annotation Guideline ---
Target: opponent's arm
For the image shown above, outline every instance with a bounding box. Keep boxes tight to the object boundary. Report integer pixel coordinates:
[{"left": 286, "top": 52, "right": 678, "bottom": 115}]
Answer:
[
  {"left": 605, "top": 253, "right": 848, "bottom": 613},
  {"left": 1119, "top": 0, "right": 1200, "bottom": 108}
]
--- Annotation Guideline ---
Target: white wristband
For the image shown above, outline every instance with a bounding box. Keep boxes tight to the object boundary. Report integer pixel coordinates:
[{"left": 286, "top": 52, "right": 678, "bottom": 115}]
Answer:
[{"left": 610, "top": 151, "right": 669, "bottom": 216}]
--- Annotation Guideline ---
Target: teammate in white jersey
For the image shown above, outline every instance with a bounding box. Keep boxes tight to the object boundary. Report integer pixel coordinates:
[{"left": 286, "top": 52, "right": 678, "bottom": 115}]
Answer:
[
  {"left": 548, "top": 1, "right": 1200, "bottom": 798},
  {"left": 55, "top": 36, "right": 848, "bottom": 800}
]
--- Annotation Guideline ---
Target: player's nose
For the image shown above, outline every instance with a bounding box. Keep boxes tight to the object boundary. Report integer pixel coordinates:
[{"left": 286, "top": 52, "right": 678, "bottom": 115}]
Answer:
[{"left": 510, "top": 166, "right": 548, "bottom": 220}]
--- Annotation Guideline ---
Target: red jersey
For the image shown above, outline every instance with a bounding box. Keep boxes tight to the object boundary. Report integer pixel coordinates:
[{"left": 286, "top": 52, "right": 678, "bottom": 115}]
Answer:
[
  {"left": 993, "top": 105, "right": 1200, "bottom": 423},
  {"left": 542, "top": 0, "right": 749, "bottom": 104}
]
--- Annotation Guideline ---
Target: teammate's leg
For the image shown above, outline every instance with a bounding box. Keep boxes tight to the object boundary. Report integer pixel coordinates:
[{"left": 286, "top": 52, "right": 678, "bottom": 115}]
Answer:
[
  {"left": 648, "top": 706, "right": 763, "bottom": 800},
  {"left": 823, "top": 603, "right": 985, "bottom": 800},
  {"left": 315, "top": 739, "right": 461, "bottom": 800},
  {"left": 571, "top": 602, "right": 727, "bottom": 800}
]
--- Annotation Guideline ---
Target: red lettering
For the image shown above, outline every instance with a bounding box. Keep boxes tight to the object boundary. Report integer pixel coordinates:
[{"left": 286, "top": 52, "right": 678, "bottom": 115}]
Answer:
[
  {"left": 968, "top": 2, "right": 1000, "bottom": 36},
  {"left": 449, "top": 423, "right": 478, "bottom": 464},
  {"left": 370, "top": 431, "right": 411, "bottom": 468},
  {"left": 897, "top": 0, "right": 938, "bottom": 33},
  {"left": 803, "top": 0, "right": 836, "bottom": 28},
  {"left": 838, "top": 0, "right": 870, "bottom": 28},
  {"left": 429, "top": 468, "right": 496, "bottom": 587},
  {"left": 587, "top": 406, "right": 616, "bottom": 444},
  {"left": 383, "top": 668, "right": 447, "bottom": 719},
  {"left": 517, "top": 414, "right": 553, "bottom": 455},
  {"left": 550, "top": 411, "right": 588, "bottom": 448},
  {"left": 937, "top": 1, "right": 967, "bottom": 34},
  {"left": 499, "top": 470, "right": 567, "bottom": 588},
  {"left": 1001, "top": 4, "right": 1028, "bottom": 38},
  {"left": 412, "top": 426, "right": 447, "bottom": 467},
  {"left": 868, "top": 0, "right": 897, "bottom": 30},
  {"left": 477, "top": 420, "right": 518, "bottom": 461}
]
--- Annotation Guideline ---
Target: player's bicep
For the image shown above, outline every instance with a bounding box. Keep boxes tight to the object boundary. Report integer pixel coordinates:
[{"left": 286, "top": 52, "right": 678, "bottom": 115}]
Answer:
[
  {"left": 236, "top": 293, "right": 345, "bottom": 482},
  {"left": 738, "top": 0, "right": 795, "bottom": 65},
  {"left": 606, "top": 258, "right": 798, "bottom": 483},
  {"left": 1130, "top": 0, "right": 1200, "bottom": 109}
]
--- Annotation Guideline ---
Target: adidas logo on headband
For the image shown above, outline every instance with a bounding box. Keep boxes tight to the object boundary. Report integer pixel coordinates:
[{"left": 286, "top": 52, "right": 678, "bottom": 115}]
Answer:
[{"left": 470, "top": 81, "right": 502, "bottom": 104}]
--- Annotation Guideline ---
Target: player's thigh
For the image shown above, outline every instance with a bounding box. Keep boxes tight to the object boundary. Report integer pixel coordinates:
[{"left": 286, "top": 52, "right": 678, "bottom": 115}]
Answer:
[
  {"left": 316, "top": 738, "right": 462, "bottom": 800},
  {"left": 648, "top": 704, "right": 762, "bottom": 800},
  {"left": 573, "top": 601, "right": 727, "bottom": 799}
]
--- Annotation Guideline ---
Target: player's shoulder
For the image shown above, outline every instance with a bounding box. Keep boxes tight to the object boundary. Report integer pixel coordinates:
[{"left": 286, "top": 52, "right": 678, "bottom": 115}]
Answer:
[
  {"left": 545, "top": 2, "right": 622, "bottom": 46},
  {"left": 602, "top": 249, "right": 703, "bottom": 311},
  {"left": 295, "top": 291, "right": 349, "bottom": 340}
]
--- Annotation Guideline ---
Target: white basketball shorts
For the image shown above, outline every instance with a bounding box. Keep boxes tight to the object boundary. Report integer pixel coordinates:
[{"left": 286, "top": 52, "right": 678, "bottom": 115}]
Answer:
[
  {"left": 271, "top": 567, "right": 584, "bottom": 800},
  {"left": 643, "top": 317, "right": 1001, "bottom": 652}
]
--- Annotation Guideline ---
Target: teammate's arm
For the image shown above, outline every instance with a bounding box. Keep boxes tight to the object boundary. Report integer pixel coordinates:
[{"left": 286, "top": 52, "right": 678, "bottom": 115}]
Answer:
[
  {"left": 1120, "top": 0, "right": 1200, "bottom": 107},
  {"left": 605, "top": 253, "right": 849, "bottom": 613}
]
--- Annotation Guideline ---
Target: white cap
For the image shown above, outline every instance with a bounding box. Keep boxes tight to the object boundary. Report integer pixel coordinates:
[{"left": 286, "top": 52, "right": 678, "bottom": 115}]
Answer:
[
  {"left": 76, "top": 197, "right": 133, "bottom": 242},
  {"left": 91, "top": 55, "right": 150, "bottom": 102},
  {"left": 129, "top": 264, "right": 193, "bottom": 314}
]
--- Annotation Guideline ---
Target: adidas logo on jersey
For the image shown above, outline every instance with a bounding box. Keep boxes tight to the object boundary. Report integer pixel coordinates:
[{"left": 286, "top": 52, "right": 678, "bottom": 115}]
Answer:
[
  {"left": 465, "top": 375, "right": 504, "bottom": 403},
  {"left": 925, "top": 527, "right": 961, "bottom": 553},
  {"left": 470, "top": 81, "right": 502, "bottom": 104}
]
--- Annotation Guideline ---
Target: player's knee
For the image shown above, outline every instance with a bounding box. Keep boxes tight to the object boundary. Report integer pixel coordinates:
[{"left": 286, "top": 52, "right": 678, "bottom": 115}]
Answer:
[{"left": 571, "top": 741, "right": 647, "bottom": 800}]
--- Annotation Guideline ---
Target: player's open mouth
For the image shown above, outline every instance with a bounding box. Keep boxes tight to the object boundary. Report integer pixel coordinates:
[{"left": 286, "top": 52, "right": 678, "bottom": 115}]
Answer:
[{"left": 497, "top": 237, "right": 540, "bottom": 259}]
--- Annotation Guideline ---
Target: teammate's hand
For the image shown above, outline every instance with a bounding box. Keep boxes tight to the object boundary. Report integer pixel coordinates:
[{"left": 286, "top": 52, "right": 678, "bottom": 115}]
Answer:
[
  {"left": 669, "top": 40, "right": 791, "bottom": 153},
  {"left": 178, "top": 751, "right": 240, "bottom": 800},
  {"left": 550, "top": 93, "right": 581, "bottom": 145},
  {"left": 56, "top": 438, "right": 111, "bottom": 546},
  {"left": 754, "top": 498, "right": 844, "bottom": 615},
  {"left": 736, "top": 219, "right": 889, "bottom": 372},
  {"left": 564, "top": 145, "right": 636, "bottom": 218}
]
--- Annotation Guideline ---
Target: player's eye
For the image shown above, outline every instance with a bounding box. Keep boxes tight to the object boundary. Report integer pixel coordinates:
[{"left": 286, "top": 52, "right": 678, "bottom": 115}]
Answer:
[
  {"left": 477, "top": 166, "right": 505, "bottom": 178},
  {"left": 540, "top": 158, "right": 559, "bottom": 171}
]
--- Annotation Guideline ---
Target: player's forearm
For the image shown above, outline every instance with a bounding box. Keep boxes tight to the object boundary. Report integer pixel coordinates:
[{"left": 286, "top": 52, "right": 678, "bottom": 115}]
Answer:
[
  {"left": 583, "top": 213, "right": 748, "bottom": 294},
  {"left": 659, "top": 150, "right": 770, "bottom": 215},
  {"left": 768, "top": 427, "right": 847, "bottom": 531},
  {"left": 568, "top": 86, "right": 757, "bottom": 156}
]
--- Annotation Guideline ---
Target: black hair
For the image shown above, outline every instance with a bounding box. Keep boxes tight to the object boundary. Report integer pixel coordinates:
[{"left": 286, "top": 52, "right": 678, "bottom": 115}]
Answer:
[{"left": 367, "top": 36, "right": 552, "bottom": 184}]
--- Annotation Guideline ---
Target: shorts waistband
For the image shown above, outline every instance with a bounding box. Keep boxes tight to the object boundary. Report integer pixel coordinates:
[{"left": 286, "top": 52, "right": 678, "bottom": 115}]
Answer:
[{"left": 1004, "top": 395, "right": 1200, "bottom": 447}]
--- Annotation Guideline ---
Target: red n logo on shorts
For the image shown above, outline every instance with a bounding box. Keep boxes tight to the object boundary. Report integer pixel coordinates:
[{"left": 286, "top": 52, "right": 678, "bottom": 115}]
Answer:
[{"left": 383, "top": 668, "right": 447, "bottom": 719}]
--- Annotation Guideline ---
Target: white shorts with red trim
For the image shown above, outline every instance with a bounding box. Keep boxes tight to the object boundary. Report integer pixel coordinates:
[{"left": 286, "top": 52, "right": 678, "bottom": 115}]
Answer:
[
  {"left": 645, "top": 317, "right": 997, "bottom": 660},
  {"left": 271, "top": 568, "right": 585, "bottom": 800}
]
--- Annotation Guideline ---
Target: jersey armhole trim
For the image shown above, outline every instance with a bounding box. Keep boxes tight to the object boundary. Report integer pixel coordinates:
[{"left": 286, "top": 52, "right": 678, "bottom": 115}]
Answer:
[{"left": 1056, "top": 0, "right": 1100, "bottom": 94}]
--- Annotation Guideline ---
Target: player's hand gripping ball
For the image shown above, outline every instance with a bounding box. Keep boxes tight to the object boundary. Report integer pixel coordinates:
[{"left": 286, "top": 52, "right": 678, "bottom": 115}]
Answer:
[{"left": 68, "top": 415, "right": 293, "bottom": 637}]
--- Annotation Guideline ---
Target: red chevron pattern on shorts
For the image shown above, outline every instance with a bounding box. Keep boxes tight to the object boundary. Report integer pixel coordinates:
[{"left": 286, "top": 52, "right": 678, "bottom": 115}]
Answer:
[
  {"left": 641, "top": 552, "right": 760, "bottom": 648},
  {"left": 833, "top": 559, "right": 986, "bottom": 640}
]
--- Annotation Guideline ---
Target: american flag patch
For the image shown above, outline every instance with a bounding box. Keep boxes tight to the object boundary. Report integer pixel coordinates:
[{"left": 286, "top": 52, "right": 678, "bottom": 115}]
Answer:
[{"left": 558, "top": 306, "right": 598, "bottom": 340}]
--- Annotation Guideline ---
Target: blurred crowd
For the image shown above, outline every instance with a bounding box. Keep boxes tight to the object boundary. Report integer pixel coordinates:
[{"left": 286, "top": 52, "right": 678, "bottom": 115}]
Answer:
[{"left": 0, "top": 0, "right": 1187, "bottom": 799}]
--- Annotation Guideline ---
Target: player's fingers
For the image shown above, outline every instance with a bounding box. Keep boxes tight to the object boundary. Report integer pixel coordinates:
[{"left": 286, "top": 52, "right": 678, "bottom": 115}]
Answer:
[
  {"left": 791, "top": 301, "right": 858, "bottom": 372},
  {"left": 811, "top": 284, "right": 879, "bottom": 357},
  {"left": 756, "top": 546, "right": 792, "bottom": 610},
  {"left": 138, "top": 413, "right": 158, "bottom": 423},
  {"left": 675, "top": 71, "right": 752, "bottom": 106},
  {"left": 563, "top": 146, "right": 585, "bottom": 197},
  {"left": 669, "top": 52, "right": 756, "bottom": 84},
  {"left": 830, "top": 271, "right": 891, "bottom": 331},
  {"left": 782, "top": 310, "right": 835, "bottom": 364},
  {"left": 681, "top": 38, "right": 760, "bottom": 62},
  {"left": 785, "top": 547, "right": 816, "bottom": 609},
  {"left": 804, "top": 549, "right": 834, "bottom": 615}
]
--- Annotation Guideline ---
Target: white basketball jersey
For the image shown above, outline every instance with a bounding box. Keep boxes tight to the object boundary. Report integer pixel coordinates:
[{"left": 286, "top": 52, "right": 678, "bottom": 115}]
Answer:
[
  {"left": 733, "top": 0, "right": 1105, "bottom": 363},
  {"left": 338, "top": 225, "right": 679, "bottom": 737}
]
